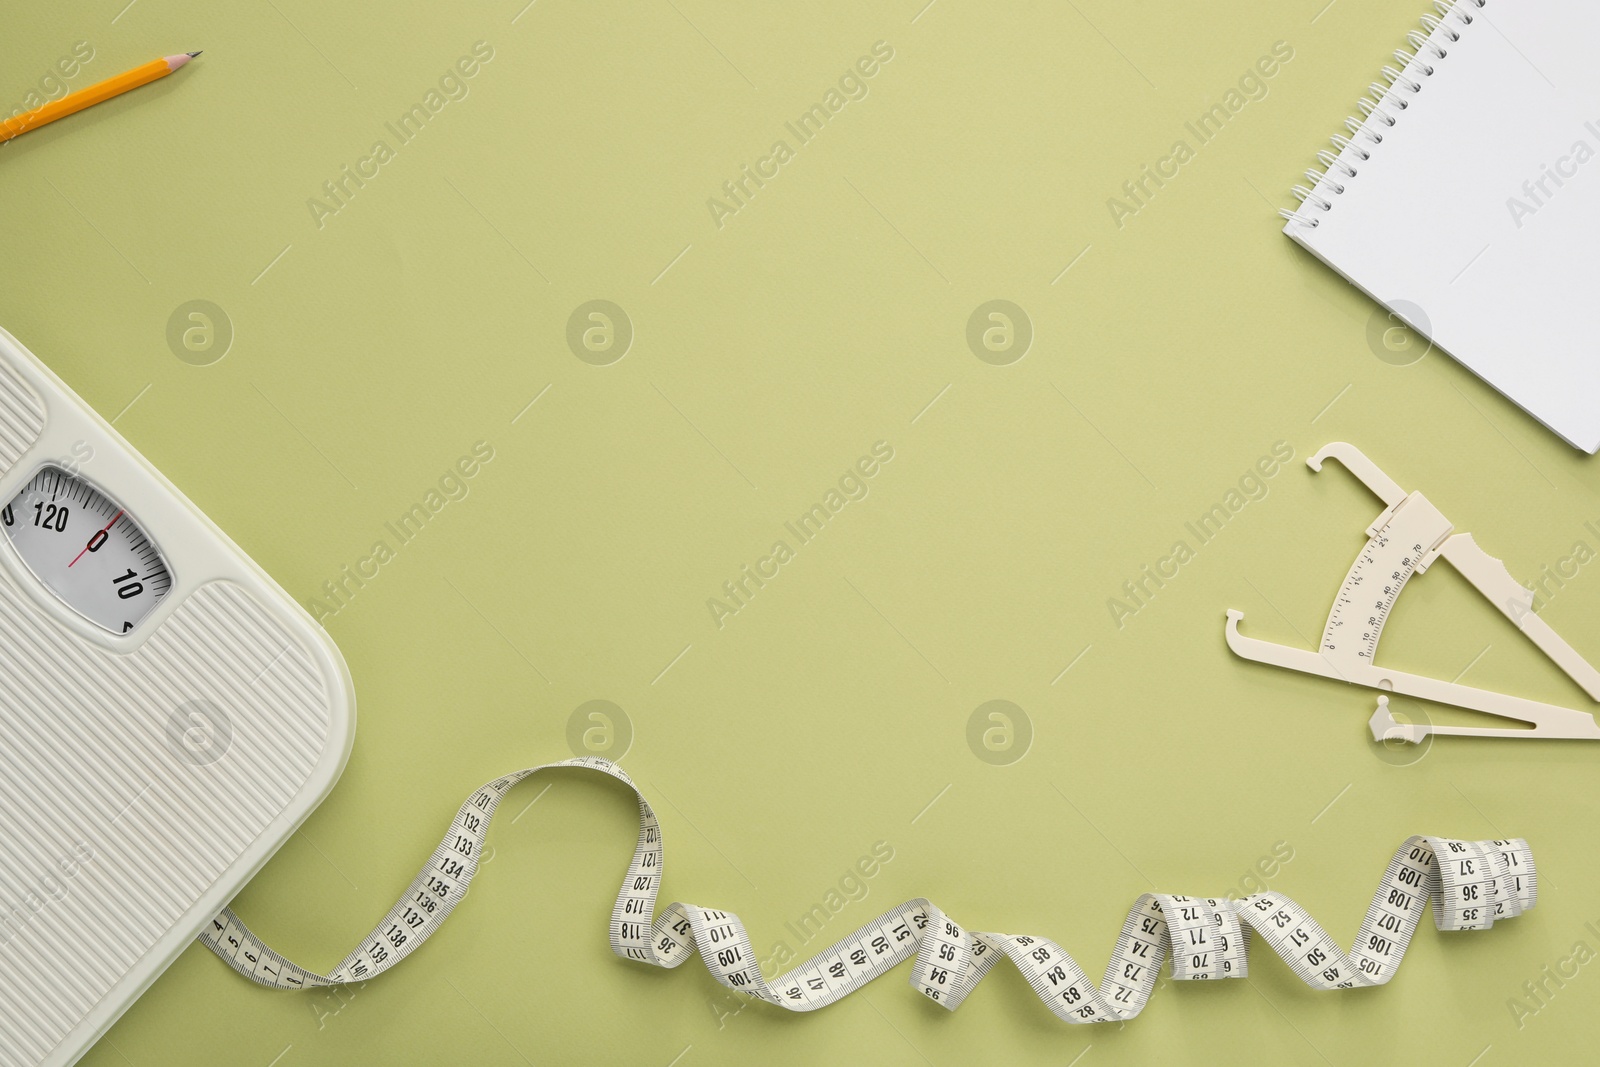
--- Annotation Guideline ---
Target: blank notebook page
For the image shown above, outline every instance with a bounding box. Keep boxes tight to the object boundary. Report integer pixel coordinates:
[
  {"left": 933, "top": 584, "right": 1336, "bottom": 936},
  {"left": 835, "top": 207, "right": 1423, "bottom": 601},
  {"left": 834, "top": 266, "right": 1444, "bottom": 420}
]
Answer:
[{"left": 1285, "top": 0, "right": 1600, "bottom": 452}]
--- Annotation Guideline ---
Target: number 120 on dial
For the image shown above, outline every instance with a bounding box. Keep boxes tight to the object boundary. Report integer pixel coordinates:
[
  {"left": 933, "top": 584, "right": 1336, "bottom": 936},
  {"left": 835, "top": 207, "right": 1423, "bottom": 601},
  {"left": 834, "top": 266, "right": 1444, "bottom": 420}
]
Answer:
[{"left": 2, "top": 466, "right": 173, "bottom": 634}]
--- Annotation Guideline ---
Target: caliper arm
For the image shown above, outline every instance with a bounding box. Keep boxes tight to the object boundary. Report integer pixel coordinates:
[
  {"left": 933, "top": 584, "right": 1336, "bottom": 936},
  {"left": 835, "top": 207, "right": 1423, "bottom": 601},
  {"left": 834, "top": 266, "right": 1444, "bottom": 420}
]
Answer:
[
  {"left": 1439, "top": 533, "right": 1600, "bottom": 701},
  {"left": 1308, "top": 442, "right": 1407, "bottom": 507}
]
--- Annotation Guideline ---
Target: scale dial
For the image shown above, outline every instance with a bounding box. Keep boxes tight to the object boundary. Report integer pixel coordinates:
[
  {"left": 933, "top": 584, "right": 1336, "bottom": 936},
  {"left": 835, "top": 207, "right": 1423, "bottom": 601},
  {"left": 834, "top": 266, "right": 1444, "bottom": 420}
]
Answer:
[{"left": 1, "top": 465, "right": 173, "bottom": 633}]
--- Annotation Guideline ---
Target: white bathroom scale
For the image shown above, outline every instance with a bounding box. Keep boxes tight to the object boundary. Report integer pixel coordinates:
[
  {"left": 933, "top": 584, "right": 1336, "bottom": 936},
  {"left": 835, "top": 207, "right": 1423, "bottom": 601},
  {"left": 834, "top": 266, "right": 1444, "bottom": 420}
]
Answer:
[{"left": 0, "top": 326, "right": 354, "bottom": 1067}]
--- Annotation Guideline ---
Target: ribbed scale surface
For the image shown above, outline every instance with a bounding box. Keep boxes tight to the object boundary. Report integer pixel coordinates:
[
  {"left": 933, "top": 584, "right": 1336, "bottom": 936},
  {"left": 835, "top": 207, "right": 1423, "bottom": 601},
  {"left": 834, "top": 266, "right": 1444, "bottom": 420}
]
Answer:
[
  {"left": 0, "top": 359, "right": 44, "bottom": 477},
  {"left": 0, "top": 577, "right": 329, "bottom": 1066}
]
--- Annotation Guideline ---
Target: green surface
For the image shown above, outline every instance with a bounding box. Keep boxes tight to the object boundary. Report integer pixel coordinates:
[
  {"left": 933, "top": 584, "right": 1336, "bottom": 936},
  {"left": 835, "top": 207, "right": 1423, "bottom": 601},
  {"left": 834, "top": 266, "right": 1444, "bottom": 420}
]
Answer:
[{"left": 4, "top": 1, "right": 1600, "bottom": 1064}]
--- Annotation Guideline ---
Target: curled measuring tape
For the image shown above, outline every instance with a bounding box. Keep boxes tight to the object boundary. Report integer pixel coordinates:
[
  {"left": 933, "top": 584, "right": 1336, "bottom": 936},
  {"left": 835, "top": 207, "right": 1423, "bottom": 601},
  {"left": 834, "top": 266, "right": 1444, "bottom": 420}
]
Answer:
[{"left": 203, "top": 758, "right": 1536, "bottom": 1022}]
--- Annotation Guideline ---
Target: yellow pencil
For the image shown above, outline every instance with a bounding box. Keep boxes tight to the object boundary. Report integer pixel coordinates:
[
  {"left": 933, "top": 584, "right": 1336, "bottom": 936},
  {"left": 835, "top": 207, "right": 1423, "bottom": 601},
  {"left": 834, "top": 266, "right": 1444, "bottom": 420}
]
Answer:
[{"left": 1, "top": 51, "right": 201, "bottom": 144}]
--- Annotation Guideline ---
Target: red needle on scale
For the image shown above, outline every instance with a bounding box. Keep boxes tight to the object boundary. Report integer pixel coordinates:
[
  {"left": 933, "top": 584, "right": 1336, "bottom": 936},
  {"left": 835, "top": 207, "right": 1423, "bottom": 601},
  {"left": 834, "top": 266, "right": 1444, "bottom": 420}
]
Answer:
[{"left": 69, "top": 510, "right": 123, "bottom": 568}]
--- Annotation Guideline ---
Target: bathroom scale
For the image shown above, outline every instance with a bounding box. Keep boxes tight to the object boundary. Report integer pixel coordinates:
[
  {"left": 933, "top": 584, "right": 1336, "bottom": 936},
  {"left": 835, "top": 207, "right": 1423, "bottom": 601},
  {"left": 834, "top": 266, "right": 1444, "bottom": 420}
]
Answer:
[{"left": 0, "top": 326, "right": 354, "bottom": 1067}]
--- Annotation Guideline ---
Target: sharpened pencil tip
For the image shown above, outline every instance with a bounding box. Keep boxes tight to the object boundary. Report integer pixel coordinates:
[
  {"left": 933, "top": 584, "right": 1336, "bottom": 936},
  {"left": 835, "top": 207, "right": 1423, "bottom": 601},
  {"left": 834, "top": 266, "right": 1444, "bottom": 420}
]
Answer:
[{"left": 187, "top": 51, "right": 203, "bottom": 57}]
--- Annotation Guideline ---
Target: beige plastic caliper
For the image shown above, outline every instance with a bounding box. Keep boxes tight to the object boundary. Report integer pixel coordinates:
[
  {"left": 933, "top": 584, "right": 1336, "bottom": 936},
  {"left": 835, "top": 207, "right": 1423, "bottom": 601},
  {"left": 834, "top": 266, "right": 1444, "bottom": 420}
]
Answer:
[{"left": 1226, "top": 442, "right": 1600, "bottom": 742}]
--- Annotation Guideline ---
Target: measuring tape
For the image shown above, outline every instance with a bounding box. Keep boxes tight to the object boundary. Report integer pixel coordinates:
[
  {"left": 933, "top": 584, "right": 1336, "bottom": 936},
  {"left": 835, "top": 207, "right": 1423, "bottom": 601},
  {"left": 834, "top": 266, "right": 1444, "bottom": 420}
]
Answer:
[{"left": 201, "top": 758, "right": 1535, "bottom": 1021}]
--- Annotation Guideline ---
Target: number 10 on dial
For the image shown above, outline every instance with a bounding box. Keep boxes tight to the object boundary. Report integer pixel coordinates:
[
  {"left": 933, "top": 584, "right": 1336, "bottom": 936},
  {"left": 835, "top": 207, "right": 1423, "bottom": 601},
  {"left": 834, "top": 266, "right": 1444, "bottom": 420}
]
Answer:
[{"left": 2, "top": 466, "right": 173, "bottom": 634}]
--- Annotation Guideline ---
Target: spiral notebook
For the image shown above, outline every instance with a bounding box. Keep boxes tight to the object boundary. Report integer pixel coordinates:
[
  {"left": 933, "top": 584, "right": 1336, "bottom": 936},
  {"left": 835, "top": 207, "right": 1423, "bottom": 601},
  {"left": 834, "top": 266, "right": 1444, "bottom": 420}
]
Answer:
[{"left": 1284, "top": 0, "right": 1600, "bottom": 453}]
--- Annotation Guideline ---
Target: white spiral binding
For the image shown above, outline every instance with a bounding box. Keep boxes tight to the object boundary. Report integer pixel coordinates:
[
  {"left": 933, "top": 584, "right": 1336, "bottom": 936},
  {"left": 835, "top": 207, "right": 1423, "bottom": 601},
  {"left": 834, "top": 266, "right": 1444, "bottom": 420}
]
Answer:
[
  {"left": 1283, "top": 0, "right": 1486, "bottom": 228},
  {"left": 200, "top": 758, "right": 1537, "bottom": 1025}
]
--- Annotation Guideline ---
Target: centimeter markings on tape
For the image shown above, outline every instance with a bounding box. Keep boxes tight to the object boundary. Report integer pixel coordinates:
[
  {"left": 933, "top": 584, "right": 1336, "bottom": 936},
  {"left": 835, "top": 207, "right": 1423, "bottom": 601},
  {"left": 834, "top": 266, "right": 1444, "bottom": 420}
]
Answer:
[{"left": 201, "top": 758, "right": 1537, "bottom": 1021}]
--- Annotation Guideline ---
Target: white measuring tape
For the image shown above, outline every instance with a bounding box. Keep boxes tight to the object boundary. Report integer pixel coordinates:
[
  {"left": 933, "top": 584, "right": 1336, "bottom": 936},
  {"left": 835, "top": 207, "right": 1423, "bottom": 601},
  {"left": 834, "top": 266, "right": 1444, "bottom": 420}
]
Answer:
[
  {"left": 200, "top": 758, "right": 1536, "bottom": 1021},
  {"left": 200, "top": 755, "right": 1536, "bottom": 1023}
]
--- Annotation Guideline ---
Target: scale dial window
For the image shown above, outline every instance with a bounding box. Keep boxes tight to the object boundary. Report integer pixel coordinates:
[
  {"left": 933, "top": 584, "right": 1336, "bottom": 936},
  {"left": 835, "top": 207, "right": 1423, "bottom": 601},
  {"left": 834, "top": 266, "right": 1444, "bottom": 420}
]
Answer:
[{"left": 1, "top": 466, "right": 173, "bottom": 634}]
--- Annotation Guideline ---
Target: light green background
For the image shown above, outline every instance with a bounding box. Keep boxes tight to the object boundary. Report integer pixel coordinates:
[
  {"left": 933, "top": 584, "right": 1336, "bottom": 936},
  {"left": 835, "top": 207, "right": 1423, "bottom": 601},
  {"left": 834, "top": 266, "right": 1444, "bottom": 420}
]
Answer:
[{"left": 4, "top": 1, "right": 1600, "bottom": 1064}]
